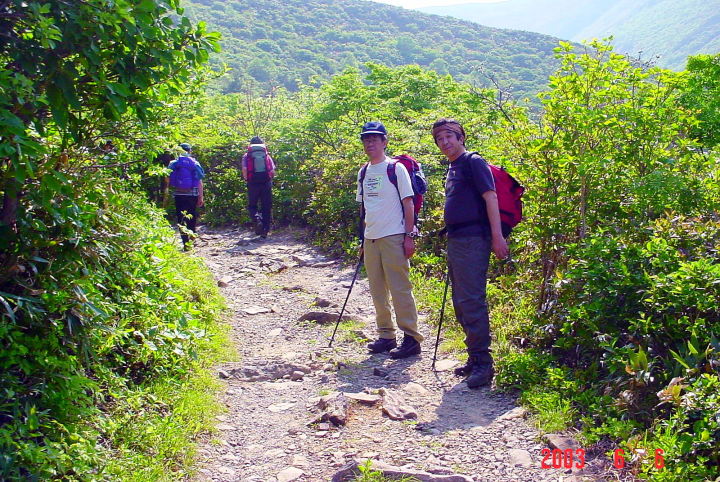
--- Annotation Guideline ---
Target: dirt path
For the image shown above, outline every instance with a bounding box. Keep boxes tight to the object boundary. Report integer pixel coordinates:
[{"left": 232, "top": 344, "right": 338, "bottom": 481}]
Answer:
[{"left": 193, "top": 226, "right": 597, "bottom": 482}]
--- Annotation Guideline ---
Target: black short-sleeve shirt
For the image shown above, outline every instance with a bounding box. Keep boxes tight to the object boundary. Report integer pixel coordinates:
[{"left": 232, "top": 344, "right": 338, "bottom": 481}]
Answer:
[{"left": 444, "top": 152, "right": 495, "bottom": 238}]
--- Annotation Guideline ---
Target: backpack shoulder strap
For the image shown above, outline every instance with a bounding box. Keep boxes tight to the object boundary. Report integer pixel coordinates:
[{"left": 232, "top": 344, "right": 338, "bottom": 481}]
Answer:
[
  {"left": 386, "top": 161, "right": 398, "bottom": 189},
  {"left": 358, "top": 162, "right": 370, "bottom": 199},
  {"left": 464, "top": 151, "right": 490, "bottom": 192},
  {"left": 358, "top": 163, "right": 370, "bottom": 234},
  {"left": 386, "top": 161, "right": 406, "bottom": 221},
  {"left": 359, "top": 162, "right": 369, "bottom": 196}
]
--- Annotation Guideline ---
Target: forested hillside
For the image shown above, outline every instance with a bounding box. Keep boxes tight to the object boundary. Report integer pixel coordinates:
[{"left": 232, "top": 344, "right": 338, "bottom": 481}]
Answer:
[
  {"left": 419, "top": 0, "right": 720, "bottom": 70},
  {"left": 182, "top": 0, "right": 564, "bottom": 99}
]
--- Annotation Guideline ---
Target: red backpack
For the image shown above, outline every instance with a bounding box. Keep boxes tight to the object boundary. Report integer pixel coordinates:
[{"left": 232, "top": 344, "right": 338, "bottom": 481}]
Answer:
[
  {"left": 245, "top": 144, "right": 272, "bottom": 181},
  {"left": 359, "top": 155, "right": 428, "bottom": 225},
  {"left": 467, "top": 152, "right": 525, "bottom": 237}
]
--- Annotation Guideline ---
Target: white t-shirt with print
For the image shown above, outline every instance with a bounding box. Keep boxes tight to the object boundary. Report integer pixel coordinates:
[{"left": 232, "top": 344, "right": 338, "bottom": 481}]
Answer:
[{"left": 356, "top": 157, "right": 414, "bottom": 240}]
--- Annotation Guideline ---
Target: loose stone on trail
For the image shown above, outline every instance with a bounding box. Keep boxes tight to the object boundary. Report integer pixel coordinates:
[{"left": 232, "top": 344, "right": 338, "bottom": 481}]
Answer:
[
  {"left": 276, "top": 466, "right": 304, "bottom": 482},
  {"left": 298, "top": 311, "right": 362, "bottom": 324},
  {"left": 379, "top": 387, "right": 417, "bottom": 421},
  {"left": 545, "top": 433, "right": 581, "bottom": 451},
  {"left": 508, "top": 449, "right": 533, "bottom": 467},
  {"left": 242, "top": 305, "right": 271, "bottom": 315},
  {"left": 403, "top": 381, "right": 432, "bottom": 398},
  {"left": 433, "top": 359, "right": 458, "bottom": 372},
  {"left": 268, "top": 402, "right": 296, "bottom": 413},
  {"left": 217, "top": 275, "right": 233, "bottom": 287},
  {"left": 498, "top": 406, "right": 527, "bottom": 421},
  {"left": 310, "top": 392, "right": 349, "bottom": 426},
  {"left": 343, "top": 391, "right": 381, "bottom": 405},
  {"left": 313, "top": 296, "right": 332, "bottom": 307},
  {"left": 332, "top": 459, "right": 474, "bottom": 482},
  {"left": 282, "top": 284, "right": 305, "bottom": 292},
  {"left": 310, "top": 260, "right": 335, "bottom": 268}
]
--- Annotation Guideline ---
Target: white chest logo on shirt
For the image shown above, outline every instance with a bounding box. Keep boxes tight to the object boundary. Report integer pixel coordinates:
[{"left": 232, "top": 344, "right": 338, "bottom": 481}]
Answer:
[{"left": 365, "top": 175, "right": 384, "bottom": 197}]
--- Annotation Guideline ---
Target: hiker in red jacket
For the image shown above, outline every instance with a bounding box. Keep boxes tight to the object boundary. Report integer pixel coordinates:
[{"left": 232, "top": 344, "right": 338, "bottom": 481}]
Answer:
[
  {"left": 241, "top": 136, "right": 275, "bottom": 238},
  {"left": 432, "top": 118, "right": 508, "bottom": 388}
]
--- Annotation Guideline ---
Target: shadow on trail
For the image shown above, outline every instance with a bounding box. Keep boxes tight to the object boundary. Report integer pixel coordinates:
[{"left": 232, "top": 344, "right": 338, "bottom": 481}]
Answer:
[
  {"left": 333, "top": 351, "right": 421, "bottom": 393},
  {"left": 416, "top": 382, "right": 517, "bottom": 434}
]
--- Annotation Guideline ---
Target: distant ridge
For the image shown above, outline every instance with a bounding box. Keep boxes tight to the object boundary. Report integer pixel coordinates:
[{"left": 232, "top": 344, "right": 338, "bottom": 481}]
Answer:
[
  {"left": 418, "top": 0, "right": 720, "bottom": 70},
  {"left": 183, "top": 0, "right": 570, "bottom": 99}
]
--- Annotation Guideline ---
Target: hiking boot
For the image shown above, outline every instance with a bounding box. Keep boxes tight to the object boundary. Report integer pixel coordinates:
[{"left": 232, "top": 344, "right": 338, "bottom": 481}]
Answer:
[
  {"left": 453, "top": 359, "right": 474, "bottom": 377},
  {"left": 466, "top": 363, "right": 494, "bottom": 389},
  {"left": 367, "top": 337, "right": 397, "bottom": 354},
  {"left": 389, "top": 335, "right": 421, "bottom": 359},
  {"left": 254, "top": 215, "right": 264, "bottom": 235}
]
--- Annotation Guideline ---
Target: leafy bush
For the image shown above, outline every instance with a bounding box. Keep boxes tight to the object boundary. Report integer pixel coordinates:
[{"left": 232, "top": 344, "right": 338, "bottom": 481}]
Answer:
[
  {"left": 0, "top": 184, "right": 228, "bottom": 479},
  {"left": 646, "top": 374, "right": 720, "bottom": 480}
]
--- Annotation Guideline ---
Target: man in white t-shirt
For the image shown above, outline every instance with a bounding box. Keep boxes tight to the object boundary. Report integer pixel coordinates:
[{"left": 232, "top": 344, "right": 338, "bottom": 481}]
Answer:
[{"left": 356, "top": 121, "right": 423, "bottom": 359}]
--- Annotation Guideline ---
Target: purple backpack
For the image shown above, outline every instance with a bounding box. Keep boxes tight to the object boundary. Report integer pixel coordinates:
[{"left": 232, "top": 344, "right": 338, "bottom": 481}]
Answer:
[{"left": 169, "top": 156, "right": 198, "bottom": 190}]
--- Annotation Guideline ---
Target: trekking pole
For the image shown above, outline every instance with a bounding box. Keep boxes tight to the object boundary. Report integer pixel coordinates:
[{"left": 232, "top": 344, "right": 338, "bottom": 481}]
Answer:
[
  {"left": 328, "top": 254, "right": 364, "bottom": 348},
  {"left": 432, "top": 265, "right": 451, "bottom": 370}
]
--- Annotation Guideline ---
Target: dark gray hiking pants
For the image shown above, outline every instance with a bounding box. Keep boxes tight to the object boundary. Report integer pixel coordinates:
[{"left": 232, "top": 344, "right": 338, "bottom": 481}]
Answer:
[{"left": 447, "top": 235, "right": 493, "bottom": 365}]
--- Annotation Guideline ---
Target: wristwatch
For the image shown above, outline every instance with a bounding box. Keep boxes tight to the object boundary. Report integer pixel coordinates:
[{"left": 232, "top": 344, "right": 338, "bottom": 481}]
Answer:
[{"left": 405, "top": 231, "right": 418, "bottom": 239}]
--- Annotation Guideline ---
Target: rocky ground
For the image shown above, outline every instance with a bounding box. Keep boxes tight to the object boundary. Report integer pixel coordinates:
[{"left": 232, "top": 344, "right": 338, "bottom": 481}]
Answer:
[{"left": 192, "top": 226, "right": 617, "bottom": 482}]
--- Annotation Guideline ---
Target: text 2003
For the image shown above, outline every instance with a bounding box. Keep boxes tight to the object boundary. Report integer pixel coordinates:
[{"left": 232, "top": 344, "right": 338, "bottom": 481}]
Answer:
[{"left": 540, "top": 449, "right": 585, "bottom": 469}]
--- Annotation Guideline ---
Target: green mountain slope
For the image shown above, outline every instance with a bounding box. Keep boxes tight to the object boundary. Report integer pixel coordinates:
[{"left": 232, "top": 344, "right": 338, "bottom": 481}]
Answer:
[
  {"left": 573, "top": 0, "right": 720, "bottom": 69},
  {"left": 182, "top": 0, "right": 566, "bottom": 99},
  {"left": 419, "top": 0, "right": 720, "bottom": 70}
]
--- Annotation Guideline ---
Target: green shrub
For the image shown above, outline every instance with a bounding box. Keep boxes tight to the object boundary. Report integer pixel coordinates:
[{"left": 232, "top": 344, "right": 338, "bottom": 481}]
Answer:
[{"left": 0, "top": 187, "right": 228, "bottom": 479}]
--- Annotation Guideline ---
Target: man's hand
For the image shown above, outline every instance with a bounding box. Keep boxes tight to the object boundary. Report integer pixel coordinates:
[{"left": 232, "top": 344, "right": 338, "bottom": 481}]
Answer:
[
  {"left": 491, "top": 234, "right": 509, "bottom": 260},
  {"left": 403, "top": 236, "right": 415, "bottom": 258},
  {"left": 197, "top": 197, "right": 205, "bottom": 208}
]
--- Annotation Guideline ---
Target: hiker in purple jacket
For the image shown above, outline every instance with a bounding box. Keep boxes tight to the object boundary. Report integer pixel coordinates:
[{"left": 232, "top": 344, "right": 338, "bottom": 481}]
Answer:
[
  {"left": 432, "top": 118, "right": 508, "bottom": 388},
  {"left": 241, "top": 136, "right": 275, "bottom": 238},
  {"left": 168, "top": 143, "right": 205, "bottom": 250}
]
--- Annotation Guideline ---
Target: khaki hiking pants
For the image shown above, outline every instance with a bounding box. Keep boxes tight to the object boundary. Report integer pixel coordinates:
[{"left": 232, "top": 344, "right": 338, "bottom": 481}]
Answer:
[{"left": 363, "top": 234, "right": 423, "bottom": 343}]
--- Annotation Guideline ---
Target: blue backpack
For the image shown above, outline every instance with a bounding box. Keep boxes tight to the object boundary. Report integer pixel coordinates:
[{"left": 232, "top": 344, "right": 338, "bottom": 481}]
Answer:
[{"left": 169, "top": 156, "right": 198, "bottom": 190}]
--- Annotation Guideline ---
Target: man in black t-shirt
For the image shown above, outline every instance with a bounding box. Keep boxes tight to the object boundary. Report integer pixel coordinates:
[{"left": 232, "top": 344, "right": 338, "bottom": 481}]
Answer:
[{"left": 432, "top": 118, "right": 509, "bottom": 388}]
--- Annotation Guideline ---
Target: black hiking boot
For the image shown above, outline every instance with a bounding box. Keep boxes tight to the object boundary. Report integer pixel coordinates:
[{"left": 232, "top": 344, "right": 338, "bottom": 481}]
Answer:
[
  {"left": 254, "top": 215, "right": 264, "bottom": 235},
  {"left": 367, "top": 337, "right": 397, "bottom": 354},
  {"left": 466, "top": 363, "right": 494, "bottom": 389},
  {"left": 389, "top": 335, "right": 421, "bottom": 359},
  {"left": 453, "top": 359, "right": 474, "bottom": 377}
]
